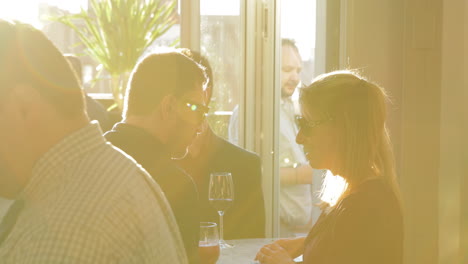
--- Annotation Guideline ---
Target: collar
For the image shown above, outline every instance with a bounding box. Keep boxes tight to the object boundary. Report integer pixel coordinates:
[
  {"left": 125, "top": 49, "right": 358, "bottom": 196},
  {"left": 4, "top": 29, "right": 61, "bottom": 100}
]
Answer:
[
  {"left": 280, "top": 96, "right": 293, "bottom": 106},
  {"left": 105, "top": 122, "right": 171, "bottom": 165}
]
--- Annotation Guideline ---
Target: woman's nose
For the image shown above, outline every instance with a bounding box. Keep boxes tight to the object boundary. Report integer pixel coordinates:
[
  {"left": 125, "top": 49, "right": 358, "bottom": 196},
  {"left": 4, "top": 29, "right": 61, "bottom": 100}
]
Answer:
[{"left": 296, "top": 129, "right": 305, "bottom": 145}]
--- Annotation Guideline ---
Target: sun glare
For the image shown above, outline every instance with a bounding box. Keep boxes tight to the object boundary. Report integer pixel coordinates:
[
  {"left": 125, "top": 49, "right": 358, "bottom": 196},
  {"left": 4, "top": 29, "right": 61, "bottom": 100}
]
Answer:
[
  {"left": 0, "top": 0, "right": 87, "bottom": 28},
  {"left": 319, "top": 170, "right": 348, "bottom": 207},
  {"left": 200, "top": 0, "right": 240, "bottom": 16}
]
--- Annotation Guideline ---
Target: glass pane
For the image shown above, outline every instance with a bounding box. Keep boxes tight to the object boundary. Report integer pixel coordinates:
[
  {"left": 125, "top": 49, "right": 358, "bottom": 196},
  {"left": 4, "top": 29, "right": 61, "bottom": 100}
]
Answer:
[
  {"left": 0, "top": 1, "right": 87, "bottom": 28},
  {"left": 278, "top": 0, "right": 323, "bottom": 237},
  {"left": 36, "top": 0, "right": 180, "bottom": 95},
  {"left": 199, "top": 0, "right": 242, "bottom": 140}
]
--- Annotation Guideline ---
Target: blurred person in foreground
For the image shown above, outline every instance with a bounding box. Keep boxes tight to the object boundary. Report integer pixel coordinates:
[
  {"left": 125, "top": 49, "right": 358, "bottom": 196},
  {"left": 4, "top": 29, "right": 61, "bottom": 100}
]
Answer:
[
  {"left": 177, "top": 50, "right": 265, "bottom": 240},
  {"left": 104, "top": 50, "right": 206, "bottom": 263},
  {"left": 255, "top": 70, "right": 403, "bottom": 264},
  {"left": 0, "top": 20, "right": 187, "bottom": 263}
]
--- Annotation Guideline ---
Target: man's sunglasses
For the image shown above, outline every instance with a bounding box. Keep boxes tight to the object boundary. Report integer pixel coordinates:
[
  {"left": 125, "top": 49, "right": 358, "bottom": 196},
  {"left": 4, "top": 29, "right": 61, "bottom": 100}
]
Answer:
[{"left": 183, "top": 100, "right": 210, "bottom": 116}]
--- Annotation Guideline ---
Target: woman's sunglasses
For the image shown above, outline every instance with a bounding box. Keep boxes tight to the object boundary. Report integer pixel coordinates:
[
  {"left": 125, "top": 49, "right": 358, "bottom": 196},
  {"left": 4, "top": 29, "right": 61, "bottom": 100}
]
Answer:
[{"left": 295, "top": 115, "right": 333, "bottom": 133}]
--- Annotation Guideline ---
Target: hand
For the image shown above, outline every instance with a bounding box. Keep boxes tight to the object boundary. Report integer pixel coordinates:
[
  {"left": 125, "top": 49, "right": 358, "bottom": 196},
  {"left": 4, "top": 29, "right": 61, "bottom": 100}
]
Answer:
[
  {"left": 274, "top": 237, "right": 305, "bottom": 259},
  {"left": 255, "top": 243, "right": 295, "bottom": 264}
]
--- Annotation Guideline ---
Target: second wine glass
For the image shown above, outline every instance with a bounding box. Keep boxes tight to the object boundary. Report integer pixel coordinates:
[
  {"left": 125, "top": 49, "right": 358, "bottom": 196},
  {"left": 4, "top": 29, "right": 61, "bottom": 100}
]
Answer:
[{"left": 208, "top": 172, "right": 234, "bottom": 249}]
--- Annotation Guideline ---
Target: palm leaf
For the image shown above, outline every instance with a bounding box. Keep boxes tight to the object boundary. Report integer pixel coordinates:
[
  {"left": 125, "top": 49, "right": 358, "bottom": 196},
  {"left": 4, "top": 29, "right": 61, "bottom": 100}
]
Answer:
[{"left": 51, "top": 0, "right": 177, "bottom": 107}]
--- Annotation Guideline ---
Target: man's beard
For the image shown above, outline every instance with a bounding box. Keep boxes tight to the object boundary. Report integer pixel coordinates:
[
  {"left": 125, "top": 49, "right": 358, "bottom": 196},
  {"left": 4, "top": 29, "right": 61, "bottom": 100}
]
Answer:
[
  {"left": 281, "top": 81, "right": 299, "bottom": 98},
  {"left": 281, "top": 89, "right": 292, "bottom": 98},
  {"left": 281, "top": 86, "right": 295, "bottom": 98}
]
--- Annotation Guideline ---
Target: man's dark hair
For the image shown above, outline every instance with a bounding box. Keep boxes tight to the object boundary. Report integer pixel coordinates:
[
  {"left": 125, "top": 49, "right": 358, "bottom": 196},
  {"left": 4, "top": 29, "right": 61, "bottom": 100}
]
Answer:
[
  {"left": 0, "top": 20, "right": 85, "bottom": 118},
  {"left": 180, "top": 49, "right": 213, "bottom": 101},
  {"left": 124, "top": 51, "right": 206, "bottom": 117},
  {"left": 64, "top": 54, "right": 83, "bottom": 84}
]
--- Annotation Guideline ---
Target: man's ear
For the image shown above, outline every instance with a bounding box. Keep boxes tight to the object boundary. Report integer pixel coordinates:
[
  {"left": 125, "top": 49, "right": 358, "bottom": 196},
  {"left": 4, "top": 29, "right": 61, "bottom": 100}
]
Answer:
[
  {"left": 10, "top": 84, "right": 40, "bottom": 120},
  {"left": 159, "top": 94, "right": 177, "bottom": 121}
]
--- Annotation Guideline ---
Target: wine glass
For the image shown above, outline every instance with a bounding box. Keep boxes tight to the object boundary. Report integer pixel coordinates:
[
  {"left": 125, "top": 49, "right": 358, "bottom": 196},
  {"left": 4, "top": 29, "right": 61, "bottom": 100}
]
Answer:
[
  {"left": 209, "top": 172, "right": 234, "bottom": 249},
  {"left": 199, "top": 222, "right": 220, "bottom": 264}
]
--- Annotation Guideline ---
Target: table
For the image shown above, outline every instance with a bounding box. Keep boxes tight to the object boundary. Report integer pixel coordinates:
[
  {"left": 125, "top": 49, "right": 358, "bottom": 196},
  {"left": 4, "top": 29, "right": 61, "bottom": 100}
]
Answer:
[{"left": 218, "top": 238, "right": 302, "bottom": 264}]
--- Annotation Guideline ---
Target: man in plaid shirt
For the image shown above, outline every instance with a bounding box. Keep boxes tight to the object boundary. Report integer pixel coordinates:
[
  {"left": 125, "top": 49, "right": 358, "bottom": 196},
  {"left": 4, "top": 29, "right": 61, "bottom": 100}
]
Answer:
[{"left": 0, "top": 20, "right": 187, "bottom": 263}]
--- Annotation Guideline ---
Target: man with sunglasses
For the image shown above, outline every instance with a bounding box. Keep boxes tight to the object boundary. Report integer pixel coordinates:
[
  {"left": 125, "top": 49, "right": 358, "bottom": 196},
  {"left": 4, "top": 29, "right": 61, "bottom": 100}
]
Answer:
[
  {"left": 105, "top": 51, "right": 208, "bottom": 264},
  {"left": 177, "top": 50, "right": 265, "bottom": 240}
]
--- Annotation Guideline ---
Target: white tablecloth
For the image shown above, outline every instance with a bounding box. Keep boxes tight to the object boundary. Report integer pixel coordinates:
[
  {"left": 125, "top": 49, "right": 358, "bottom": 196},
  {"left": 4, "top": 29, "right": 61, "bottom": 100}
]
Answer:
[
  {"left": 218, "top": 238, "right": 274, "bottom": 264},
  {"left": 218, "top": 238, "right": 302, "bottom": 264}
]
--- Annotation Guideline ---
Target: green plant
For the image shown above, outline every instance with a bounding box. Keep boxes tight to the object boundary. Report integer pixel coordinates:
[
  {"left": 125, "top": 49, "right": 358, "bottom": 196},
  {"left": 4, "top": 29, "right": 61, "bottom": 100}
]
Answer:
[{"left": 52, "top": 0, "right": 177, "bottom": 108}]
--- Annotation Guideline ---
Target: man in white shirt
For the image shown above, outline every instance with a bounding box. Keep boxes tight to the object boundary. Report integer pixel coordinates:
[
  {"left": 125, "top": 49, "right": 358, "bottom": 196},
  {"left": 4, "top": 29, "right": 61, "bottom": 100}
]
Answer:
[
  {"left": 229, "top": 39, "right": 322, "bottom": 237},
  {"left": 0, "top": 19, "right": 187, "bottom": 264},
  {"left": 277, "top": 39, "right": 323, "bottom": 237}
]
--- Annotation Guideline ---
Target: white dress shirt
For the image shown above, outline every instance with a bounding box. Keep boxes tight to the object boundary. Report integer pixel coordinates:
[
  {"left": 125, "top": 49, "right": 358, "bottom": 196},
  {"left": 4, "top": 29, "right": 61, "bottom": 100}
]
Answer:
[
  {"left": 279, "top": 97, "right": 322, "bottom": 237},
  {"left": 0, "top": 122, "right": 188, "bottom": 264}
]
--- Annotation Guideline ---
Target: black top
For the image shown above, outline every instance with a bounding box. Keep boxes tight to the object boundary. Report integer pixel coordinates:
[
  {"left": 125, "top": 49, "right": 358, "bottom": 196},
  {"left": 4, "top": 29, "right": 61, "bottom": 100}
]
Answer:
[
  {"left": 104, "top": 123, "right": 200, "bottom": 264},
  {"left": 303, "top": 178, "right": 403, "bottom": 264},
  {"left": 85, "top": 95, "right": 112, "bottom": 131},
  {"left": 177, "top": 129, "right": 265, "bottom": 239}
]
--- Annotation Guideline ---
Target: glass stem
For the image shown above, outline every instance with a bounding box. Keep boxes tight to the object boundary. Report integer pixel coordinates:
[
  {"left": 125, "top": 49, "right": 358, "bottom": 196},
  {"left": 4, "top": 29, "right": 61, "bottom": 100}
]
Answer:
[{"left": 218, "top": 210, "right": 224, "bottom": 242}]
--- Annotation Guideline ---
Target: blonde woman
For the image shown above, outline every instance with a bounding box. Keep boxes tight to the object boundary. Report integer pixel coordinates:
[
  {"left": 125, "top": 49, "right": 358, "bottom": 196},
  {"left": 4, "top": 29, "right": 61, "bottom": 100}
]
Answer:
[{"left": 256, "top": 71, "right": 403, "bottom": 264}]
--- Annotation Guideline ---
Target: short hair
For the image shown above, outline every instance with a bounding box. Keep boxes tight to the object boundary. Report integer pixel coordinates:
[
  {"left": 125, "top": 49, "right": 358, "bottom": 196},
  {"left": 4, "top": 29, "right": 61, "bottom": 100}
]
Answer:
[
  {"left": 124, "top": 51, "right": 206, "bottom": 117},
  {"left": 0, "top": 20, "right": 85, "bottom": 118},
  {"left": 64, "top": 54, "right": 83, "bottom": 84},
  {"left": 281, "top": 38, "right": 300, "bottom": 54},
  {"left": 180, "top": 49, "right": 213, "bottom": 101}
]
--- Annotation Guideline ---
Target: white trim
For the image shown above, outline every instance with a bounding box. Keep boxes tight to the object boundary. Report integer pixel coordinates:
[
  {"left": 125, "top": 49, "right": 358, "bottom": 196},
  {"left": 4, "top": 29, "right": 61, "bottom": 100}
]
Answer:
[
  {"left": 87, "top": 93, "right": 113, "bottom": 100},
  {"left": 439, "top": 1, "right": 464, "bottom": 262},
  {"left": 243, "top": 0, "right": 256, "bottom": 151},
  {"left": 255, "top": 0, "right": 280, "bottom": 238},
  {"left": 180, "top": 0, "right": 200, "bottom": 51},
  {"left": 314, "top": 0, "right": 327, "bottom": 76},
  {"left": 339, "top": 0, "right": 349, "bottom": 69}
]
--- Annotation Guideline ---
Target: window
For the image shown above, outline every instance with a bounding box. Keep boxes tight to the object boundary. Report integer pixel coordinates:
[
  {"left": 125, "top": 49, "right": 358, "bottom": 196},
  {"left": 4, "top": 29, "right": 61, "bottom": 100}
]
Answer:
[
  {"left": 278, "top": 0, "right": 322, "bottom": 237},
  {"left": 199, "top": 0, "right": 243, "bottom": 139}
]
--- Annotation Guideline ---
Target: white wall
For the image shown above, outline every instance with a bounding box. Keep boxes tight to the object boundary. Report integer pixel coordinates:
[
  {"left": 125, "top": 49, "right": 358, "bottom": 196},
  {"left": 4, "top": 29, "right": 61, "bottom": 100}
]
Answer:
[
  {"left": 462, "top": 1, "right": 468, "bottom": 261},
  {"left": 341, "top": 0, "right": 465, "bottom": 263},
  {"left": 439, "top": 0, "right": 465, "bottom": 263}
]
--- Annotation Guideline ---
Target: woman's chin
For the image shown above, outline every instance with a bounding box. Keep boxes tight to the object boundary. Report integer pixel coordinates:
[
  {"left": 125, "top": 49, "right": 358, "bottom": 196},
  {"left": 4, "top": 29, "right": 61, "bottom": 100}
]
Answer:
[
  {"left": 306, "top": 159, "right": 327, "bottom": 171},
  {"left": 306, "top": 160, "right": 318, "bottom": 169}
]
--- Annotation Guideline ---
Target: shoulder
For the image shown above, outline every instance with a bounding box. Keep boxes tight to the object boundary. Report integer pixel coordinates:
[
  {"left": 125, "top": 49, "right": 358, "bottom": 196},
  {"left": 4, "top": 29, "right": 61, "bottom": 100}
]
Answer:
[
  {"left": 214, "top": 137, "right": 261, "bottom": 164},
  {"left": 333, "top": 179, "right": 403, "bottom": 234},
  {"left": 58, "top": 142, "right": 159, "bottom": 219},
  {"left": 343, "top": 179, "right": 399, "bottom": 209}
]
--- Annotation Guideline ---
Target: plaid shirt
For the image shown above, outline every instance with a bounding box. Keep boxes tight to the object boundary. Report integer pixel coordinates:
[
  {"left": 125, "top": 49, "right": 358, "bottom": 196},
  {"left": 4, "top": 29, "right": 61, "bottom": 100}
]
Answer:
[{"left": 0, "top": 122, "right": 188, "bottom": 264}]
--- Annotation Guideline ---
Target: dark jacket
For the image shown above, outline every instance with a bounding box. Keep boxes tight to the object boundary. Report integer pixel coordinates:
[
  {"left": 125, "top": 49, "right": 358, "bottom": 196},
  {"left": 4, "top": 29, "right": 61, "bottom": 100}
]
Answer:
[
  {"left": 303, "top": 178, "right": 403, "bottom": 264},
  {"left": 85, "top": 95, "right": 112, "bottom": 131},
  {"left": 104, "top": 123, "right": 200, "bottom": 264},
  {"left": 177, "top": 128, "right": 265, "bottom": 239}
]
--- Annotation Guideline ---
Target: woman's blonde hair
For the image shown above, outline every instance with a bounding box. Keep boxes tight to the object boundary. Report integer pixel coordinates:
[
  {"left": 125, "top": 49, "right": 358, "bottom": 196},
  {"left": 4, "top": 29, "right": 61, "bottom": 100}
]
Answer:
[{"left": 299, "top": 70, "right": 401, "bottom": 208}]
